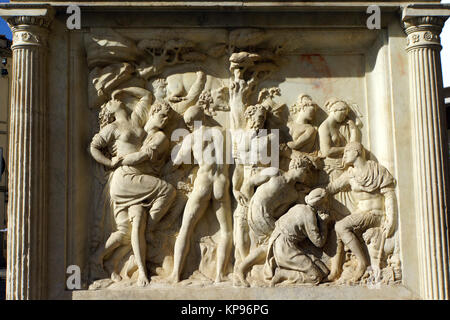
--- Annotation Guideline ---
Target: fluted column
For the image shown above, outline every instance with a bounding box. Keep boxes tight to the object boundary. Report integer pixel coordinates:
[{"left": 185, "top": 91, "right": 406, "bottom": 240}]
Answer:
[
  {"left": 3, "top": 12, "right": 53, "bottom": 300},
  {"left": 403, "top": 14, "right": 450, "bottom": 300}
]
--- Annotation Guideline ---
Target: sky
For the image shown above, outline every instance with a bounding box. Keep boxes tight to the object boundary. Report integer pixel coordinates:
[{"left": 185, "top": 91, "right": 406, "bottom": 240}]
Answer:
[{"left": 0, "top": 0, "right": 448, "bottom": 86}]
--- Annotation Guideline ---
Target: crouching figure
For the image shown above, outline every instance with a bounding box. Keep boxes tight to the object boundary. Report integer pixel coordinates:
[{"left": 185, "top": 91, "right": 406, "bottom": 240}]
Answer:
[{"left": 264, "top": 188, "right": 331, "bottom": 286}]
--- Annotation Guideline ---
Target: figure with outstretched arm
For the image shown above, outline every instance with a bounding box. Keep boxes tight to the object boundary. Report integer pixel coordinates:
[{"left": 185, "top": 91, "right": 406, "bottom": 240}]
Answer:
[
  {"left": 90, "top": 93, "right": 148, "bottom": 285},
  {"left": 90, "top": 89, "right": 176, "bottom": 287}
]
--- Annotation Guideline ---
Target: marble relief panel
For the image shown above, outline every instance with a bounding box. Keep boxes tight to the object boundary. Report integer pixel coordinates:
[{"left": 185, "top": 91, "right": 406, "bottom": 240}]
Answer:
[{"left": 82, "top": 27, "right": 402, "bottom": 290}]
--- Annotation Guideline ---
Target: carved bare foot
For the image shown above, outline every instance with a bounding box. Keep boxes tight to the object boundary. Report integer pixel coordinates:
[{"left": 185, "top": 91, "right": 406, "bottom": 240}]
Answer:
[
  {"left": 351, "top": 262, "right": 367, "bottom": 283},
  {"left": 269, "top": 272, "right": 283, "bottom": 287},
  {"left": 124, "top": 255, "right": 137, "bottom": 279},
  {"left": 214, "top": 273, "right": 227, "bottom": 284},
  {"left": 233, "top": 271, "right": 250, "bottom": 287},
  {"left": 167, "top": 272, "right": 180, "bottom": 284},
  {"left": 137, "top": 272, "right": 150, "bottom": 287},
  {"left": 111, "top": 272, "right": 122, "bottom": 283},
  {"left": 326, "top": 263, "right": 342, "bottom": 282}
]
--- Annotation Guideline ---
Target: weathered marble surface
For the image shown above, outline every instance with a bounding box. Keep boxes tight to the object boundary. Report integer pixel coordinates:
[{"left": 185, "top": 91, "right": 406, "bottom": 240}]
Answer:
[
  {"left": 0, "top": 1, "right": 449, "bottom": 300},
  {"left": 73, "top": 284, "right": 419, "bottom": 300}
]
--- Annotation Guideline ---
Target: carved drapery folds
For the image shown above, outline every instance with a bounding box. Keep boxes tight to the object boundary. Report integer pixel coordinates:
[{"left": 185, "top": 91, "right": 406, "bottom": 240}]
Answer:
[
  {"left": 3, "top": 9, "right": 53, "bottom": 299},
  {"left": 85, "top": 26, "right": 403, "bottom": 291},
  {"left": 403, "top": 12, "right": 450, "bottom": 300}
]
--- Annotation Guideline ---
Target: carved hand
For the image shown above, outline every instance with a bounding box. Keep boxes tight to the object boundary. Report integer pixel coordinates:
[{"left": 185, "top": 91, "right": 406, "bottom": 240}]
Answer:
[
  {"left": 347, "top": 119, "right": 357, "bottom": 131},
  {"left": 287, "top": 141, "right": 295, "bottom": 149},
  {"left": 382, "top": 217, "right": 395, "bottom": 238},
  {"left": 233, "top": 190, "right": 248, "bottom": 207},
  {"left": 318, "top": 211, "right": 330, "bottom": 222},
  {"left": 111, "top": 89, "right": 123, "bottom": 100},
  {"left": 110, "top": 156, "right": 124, "bottom": 169}
]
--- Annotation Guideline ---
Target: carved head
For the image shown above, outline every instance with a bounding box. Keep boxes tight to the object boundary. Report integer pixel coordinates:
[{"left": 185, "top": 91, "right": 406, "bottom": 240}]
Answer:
[
  {"left": 290, "top": 94, "right": 317, "bottom": 121},
  {"left": 145, "top": 100, "right": 172, "bottom": 131},
  {"left": 343, "top": 141, "right": 365, "bottom": 167},
  {"left": 324, "top": 98, "right": 349, "bottom": 123},
  {"left": 152, "top": 78, "right": 168, "bottom": 100},
  {"left": 105, "top": 99, "right": 125, "bottom": 114},
  {"left": 288, "top": 155, "right": 315, "bottom": 184},
  {"left": 99, "top": 105, "right": 115, "bottom": 129},
  {"left": 184, "top": 105, "right": 204, "bottom": 132},
  {"left": 244, "top": 104, "right": 267, "bottom": 130},
  {"left": 305, "top": 188, "right": 328, "bottom": 208}
]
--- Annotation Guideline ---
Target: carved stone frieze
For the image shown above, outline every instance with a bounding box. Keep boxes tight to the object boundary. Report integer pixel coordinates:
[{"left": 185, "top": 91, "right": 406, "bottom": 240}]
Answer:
[{"left": 83, "top": 27, "right": 404, "bottom": 290}]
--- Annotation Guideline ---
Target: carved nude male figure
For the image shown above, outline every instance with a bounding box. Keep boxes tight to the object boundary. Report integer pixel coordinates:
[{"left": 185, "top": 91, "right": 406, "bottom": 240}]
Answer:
[
  {"left": 232, "top": 104, "right": 277, "bottom": 264},
  {"left": 234, "top": 156, "right": 316, "bottom": 286},
  {"left": 169, "top": 105, "right": 232, "bottom": 283},
  {"left": 326, "top": 141, "right": 397, "bottom": 283}
]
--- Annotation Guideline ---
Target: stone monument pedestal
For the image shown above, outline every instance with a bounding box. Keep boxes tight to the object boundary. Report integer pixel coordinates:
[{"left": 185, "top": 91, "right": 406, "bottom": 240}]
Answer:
[{"left": 0, "top": 1, "right": 449, "bottom": 300}]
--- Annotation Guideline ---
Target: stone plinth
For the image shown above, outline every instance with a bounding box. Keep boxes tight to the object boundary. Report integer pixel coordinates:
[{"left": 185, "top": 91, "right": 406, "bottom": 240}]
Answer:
[{"left": 73, "top": 283, "right": 418, "bottom": 300}]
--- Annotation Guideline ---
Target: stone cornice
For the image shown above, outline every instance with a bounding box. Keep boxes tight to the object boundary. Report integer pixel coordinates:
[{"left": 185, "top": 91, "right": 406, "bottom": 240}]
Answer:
[{"left": 0, "top": 5, "right": 54, "bottom": 28}]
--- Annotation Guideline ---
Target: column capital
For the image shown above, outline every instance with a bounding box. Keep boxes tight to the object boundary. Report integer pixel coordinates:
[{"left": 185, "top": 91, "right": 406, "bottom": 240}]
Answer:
[
  {"left": 401, "top": 4, "right": 450, "bottom": 51},
  {"left": 0, "top": 5, "right": 54, "bottom": 48}
]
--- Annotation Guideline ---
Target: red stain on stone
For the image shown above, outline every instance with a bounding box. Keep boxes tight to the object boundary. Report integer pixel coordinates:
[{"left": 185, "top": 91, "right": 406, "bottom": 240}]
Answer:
[
  {"left": 300, "top": 54, "right": 332, "bottom": 78},
  {"left": 397, "top": 52, "right": 406, "bottom": 76}
]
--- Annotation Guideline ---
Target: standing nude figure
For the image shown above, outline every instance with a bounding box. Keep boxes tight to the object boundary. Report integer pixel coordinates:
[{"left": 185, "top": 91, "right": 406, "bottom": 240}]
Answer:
[
  {"left": 232, "top": 104, "right": 276, "bottom": 265},
  {"left": 169, "top": 105, "right": 232, "bottom": 283}
]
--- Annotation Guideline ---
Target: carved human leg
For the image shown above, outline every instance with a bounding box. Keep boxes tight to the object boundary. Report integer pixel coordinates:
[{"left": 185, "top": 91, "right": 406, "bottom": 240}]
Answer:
[
  {"left": 233, "top": 205, "right": 251, "bottom": 265},
  {"left": 90, "top": 209, "right": 130, "bottom": 280},
  {"left": 147, "top": 182, "right": 176, "bottom": 231},
  {"left": 169, "top": 187, "right": 212, "bottom": 283},
  {"left": 104, "top": 244, "right": 131, "bottom": 282},
  {"left": 327, "top": 239, "right": 345, "bottom": 282},
  {"left": 234, "top": 246, "right": 267, "bottom": 287},
  {"left": 129, "top": 204, "right": 149, "bottom": 287},
  {"left": 213, "top": 191, "right": 233, "bottom": 283}
]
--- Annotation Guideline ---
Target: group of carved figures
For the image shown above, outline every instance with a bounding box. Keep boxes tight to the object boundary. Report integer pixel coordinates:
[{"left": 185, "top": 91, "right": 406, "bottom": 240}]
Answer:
[{"left": 88, "top": 69, "right": 401, "bottom": 288}]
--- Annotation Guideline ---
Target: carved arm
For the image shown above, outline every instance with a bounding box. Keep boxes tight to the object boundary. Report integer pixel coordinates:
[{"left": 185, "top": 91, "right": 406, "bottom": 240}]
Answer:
[
  {"left": 382, "top": 188, "right": 398, "bottom": 238},
  {"left": 318, "top": 125, "right": 345, "bottom": 158},
  {"left": 288, "top": 126, "right": 316, "bottom": 150}
]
